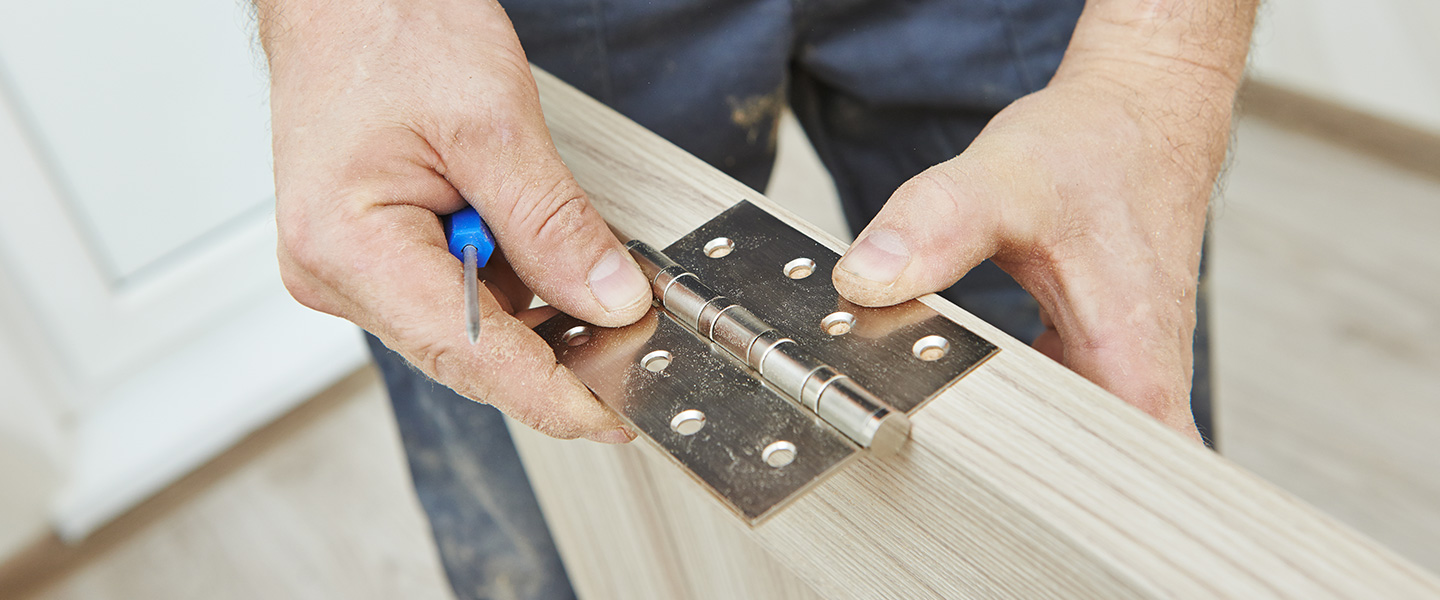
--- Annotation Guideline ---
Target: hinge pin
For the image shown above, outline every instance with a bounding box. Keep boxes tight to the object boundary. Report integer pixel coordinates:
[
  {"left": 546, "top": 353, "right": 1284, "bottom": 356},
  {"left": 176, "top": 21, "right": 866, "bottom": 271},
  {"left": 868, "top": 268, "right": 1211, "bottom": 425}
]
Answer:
[{"left": 628, "top": 240, "right": 911, "bottom": 455}]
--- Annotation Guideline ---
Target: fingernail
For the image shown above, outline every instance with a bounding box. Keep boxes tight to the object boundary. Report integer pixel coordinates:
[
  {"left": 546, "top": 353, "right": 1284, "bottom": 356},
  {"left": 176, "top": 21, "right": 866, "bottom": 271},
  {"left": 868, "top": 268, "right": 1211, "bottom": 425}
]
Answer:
[
  {"left": 838, "top": 230, "right": 910, "bottom": 284},
  {"left": 588, "top": 249, "right": 649, "bottom": 311},
  {"left": 585, "top": 427, "right": 634, "bottom": 444}
]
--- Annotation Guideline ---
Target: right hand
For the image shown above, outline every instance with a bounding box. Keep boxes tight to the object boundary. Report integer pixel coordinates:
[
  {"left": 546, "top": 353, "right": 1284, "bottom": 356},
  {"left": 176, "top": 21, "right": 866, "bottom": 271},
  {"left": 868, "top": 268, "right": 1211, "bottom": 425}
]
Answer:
[{"left": 258, "top": 0, "right": 652, "bottom": 443}]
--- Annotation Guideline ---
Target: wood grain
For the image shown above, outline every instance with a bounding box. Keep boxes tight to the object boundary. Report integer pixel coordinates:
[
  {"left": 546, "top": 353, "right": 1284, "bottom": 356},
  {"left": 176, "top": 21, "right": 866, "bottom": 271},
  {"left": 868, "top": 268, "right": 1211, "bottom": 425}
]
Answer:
[{"left": 509, "top": 67, "right": 1440, "bottom": 599}]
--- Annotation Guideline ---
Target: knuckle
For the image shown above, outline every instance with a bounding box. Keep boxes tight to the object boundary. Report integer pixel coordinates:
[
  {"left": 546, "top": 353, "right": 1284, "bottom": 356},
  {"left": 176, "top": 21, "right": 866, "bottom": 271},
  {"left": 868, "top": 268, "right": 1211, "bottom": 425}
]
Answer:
[
  {"left": 900, "top": 168, "right": 999, "bottom": 240},
  {"left": 275, "top": 189, "right": 353, "bottom": 279},
  {"left": 431, "top": 113, "right": 499, "bottom": 160},
  {"left": 506, "top": 178, "right": 593, "bottom": 245},
  {"left": 898, "top": 170, "right": 959, "bottom": 211},
  {"left": 407, "top": 334, "right": 463, "bottom": 390},
  {"left": 276, "top": 256, "right": 327, "bottom": 312},
  {"left": 275, "top": 203, "right": 318, "bottom": 271},
  {"left": 275, "top": 205, "right": 338, "bottom": 313},
  {"left": 277, "top": 234, "right": 325, "bottom": 291},
  {"left": 274, "top": 185, "right": 381, "bottom": 285}
]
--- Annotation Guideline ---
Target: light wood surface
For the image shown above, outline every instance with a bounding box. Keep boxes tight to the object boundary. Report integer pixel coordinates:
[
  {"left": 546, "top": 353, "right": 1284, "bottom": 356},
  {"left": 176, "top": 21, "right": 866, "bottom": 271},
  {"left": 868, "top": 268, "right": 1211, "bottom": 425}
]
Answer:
[{"left": 510, "top": 67, "right": 1440, "bottom": 599}]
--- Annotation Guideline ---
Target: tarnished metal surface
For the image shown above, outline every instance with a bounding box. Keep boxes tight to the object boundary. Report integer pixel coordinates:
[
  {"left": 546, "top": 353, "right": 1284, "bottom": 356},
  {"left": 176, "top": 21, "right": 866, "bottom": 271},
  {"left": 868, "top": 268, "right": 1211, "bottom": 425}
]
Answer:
[
  {"left": 535, "top": 200, "right": 997, "bottom": 524},
  {"left": 535, "top": 309, "right": 858, "bottom": 523},
  {"left": 666, "top": 201, "right": 997, "bottom": 414}
]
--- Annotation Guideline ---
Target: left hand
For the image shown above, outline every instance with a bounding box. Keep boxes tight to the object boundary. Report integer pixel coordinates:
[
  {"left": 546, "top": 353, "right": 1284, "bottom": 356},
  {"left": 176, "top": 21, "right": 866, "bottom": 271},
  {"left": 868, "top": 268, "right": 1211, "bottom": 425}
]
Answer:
[{"left": 833, "top": 63, "right": 1238, "bottom": 442}]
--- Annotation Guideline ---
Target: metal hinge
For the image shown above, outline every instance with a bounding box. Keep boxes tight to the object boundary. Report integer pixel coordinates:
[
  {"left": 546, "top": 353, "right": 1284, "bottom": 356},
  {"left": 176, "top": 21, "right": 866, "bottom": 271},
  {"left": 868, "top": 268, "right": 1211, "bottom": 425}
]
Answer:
[{"left": 536, "top": 201, "right": 997, "bottom": 524}]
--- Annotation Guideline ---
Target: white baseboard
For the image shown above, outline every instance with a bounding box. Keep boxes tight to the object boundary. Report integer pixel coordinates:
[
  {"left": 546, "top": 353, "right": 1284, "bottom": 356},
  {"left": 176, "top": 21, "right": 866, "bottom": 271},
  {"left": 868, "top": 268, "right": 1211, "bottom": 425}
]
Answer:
[{"left": 50, "top": 293, "right": 369, "bottom": 541}]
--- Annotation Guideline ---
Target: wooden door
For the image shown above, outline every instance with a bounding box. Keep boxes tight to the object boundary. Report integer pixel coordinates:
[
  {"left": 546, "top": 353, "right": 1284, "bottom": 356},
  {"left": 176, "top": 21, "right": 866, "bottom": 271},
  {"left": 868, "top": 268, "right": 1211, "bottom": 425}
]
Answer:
[{"left": 508, "top": 68, "right": 1440, "bottom": 599}]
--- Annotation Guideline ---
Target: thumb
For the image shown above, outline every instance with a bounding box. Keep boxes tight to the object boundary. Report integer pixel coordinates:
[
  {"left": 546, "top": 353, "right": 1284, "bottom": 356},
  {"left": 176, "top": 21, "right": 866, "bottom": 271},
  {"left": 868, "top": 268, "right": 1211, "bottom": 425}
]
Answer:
[
  {"left": 436, "top": 73, "right": 651, "bottom": 328},
  {"left": 834, "top": 162, "right": 1004, "bottom": 307}
]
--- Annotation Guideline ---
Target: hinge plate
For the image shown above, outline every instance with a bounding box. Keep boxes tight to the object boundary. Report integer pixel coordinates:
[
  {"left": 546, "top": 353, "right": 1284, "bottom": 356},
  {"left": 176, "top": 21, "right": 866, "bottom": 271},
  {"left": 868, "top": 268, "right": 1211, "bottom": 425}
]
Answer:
[{"left": 536, "top": 201, "right": 997, "bottom": 524}]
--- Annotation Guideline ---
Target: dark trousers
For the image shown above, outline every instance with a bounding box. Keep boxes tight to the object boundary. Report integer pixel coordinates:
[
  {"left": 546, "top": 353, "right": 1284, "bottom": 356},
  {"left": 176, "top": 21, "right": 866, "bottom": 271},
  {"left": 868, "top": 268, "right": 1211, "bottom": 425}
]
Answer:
[{"left": 368, "top": 1, "right": 1213, "bottom": 598}]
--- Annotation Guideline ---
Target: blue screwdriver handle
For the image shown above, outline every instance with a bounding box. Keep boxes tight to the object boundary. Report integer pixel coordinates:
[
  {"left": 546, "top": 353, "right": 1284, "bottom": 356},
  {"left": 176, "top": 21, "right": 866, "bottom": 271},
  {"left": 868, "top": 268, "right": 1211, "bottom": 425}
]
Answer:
[{"left": 443, "top": 206, "right": 497, "bottom": 267}]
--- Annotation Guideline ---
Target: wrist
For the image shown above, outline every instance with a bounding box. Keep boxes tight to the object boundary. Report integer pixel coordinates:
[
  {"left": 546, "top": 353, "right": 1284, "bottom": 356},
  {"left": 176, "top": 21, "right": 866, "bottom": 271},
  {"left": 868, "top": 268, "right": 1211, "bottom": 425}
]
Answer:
[
  {"left": 254, "top": 0, "right": 514, "bottom": 74},
  {"left": 1054, "top": 0, "right": 1258, "bottom": 124},
  {"left": 253, "top": 0, "right": 334, "bottom": 61},
  {"left": 1046, "top": 1, "right": 1256, "bottom": 180},
  {"left": 1046, "top": 55, "right": 1239, "bottom": 185},
  {"left": 1053, "top": 52, "right": 1240, "bottom": 122},
  {"left": 1063, "top": 0, "right": 1256, "bottom": 87}
]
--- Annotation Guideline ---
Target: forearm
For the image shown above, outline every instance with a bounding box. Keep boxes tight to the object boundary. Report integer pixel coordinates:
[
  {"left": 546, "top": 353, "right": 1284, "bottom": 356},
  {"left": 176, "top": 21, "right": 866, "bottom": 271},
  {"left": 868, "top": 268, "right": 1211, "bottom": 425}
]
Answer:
[
  {"left": 252, "top": 0, "right": 344, "bottom": 62},
  {"left": 1047, "top": 0, "right": 1257, "bottom": 206},
  {"left": 253, "top": 0, "right": 515, "bottom": 73},
  {"left": 1063, "top": 0, "right": 1258, "bottom": 87}
]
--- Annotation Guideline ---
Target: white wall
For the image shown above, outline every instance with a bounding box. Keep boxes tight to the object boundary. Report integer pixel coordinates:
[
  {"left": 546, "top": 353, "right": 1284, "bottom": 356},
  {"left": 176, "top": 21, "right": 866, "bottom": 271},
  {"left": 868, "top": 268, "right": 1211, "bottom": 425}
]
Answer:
[
  {"left": 0, "top": 0, "right": 369, "bottom": 551},
  {"left": 0, "top": 1, "right": 273, "bottom": 282},
  {"left": 0, "top": 266, "right": 66, "bottom": 559},
  {"left": 1251, "top": 0, "right": 1440, "bottom": 134}
]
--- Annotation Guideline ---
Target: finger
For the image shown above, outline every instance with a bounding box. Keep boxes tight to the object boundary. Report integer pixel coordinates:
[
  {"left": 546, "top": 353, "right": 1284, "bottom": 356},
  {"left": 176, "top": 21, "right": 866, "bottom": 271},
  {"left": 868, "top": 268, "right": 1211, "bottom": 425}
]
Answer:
[
  {"left": 833, "top": 159, "right": 1005, "bottom": 307},
  {"left": 479, "top": 249, "right": 535, "bottom": 314},
  {"left": 1033, "top": 306, "right": 1064, "bottom": 362},
  {"left": 1028, "top": 259, "right": 1202, "bottom": 441},
  {"left": 484, "top": 281, "right": 515, "bottom": 314},
  {"left": 428, "top": 60, "right": 650, "bottom": 328},
  {"left": 285, "top": 196, "right": 629, "bottom": 442},
  {"left": 1032, "top": 330, "right": 1064, "bottom": 363},
  {"left": 516, "top": 305, "right": 560, "bottom": 328}
]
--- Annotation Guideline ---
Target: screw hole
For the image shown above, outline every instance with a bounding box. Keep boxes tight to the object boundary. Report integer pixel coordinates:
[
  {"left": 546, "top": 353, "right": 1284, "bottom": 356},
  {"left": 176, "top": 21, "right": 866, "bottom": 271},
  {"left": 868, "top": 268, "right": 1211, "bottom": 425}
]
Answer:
[
  {"left": 562, "top": 326, "right": 593, "bottom": 347},
  {"left": 763, "top": 441, "right": 797, "bottom": 467},
  {"left": 641, "top": 350, "right": 672, "bottom": 372},
  {"left": 913, "top": 335, "right": 950, "bottom": 361},
  {"left": 670, "top": 409, "right": 706, "bottom": 435},
  {"left": 703, "top": 237, "right": 735, "bottom": 258},
  {"left": 821, "top": 312, "right": 856, "bottom": 336},
  {"left": 783, "top": 257, "right": 816, "bottom": 279}
]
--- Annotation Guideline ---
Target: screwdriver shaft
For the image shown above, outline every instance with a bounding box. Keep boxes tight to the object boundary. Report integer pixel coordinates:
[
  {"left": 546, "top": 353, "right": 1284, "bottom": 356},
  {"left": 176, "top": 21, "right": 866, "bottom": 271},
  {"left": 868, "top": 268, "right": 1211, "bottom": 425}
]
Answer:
[{"left": 463, "top": 244, "right": 481, "bottom": 344}]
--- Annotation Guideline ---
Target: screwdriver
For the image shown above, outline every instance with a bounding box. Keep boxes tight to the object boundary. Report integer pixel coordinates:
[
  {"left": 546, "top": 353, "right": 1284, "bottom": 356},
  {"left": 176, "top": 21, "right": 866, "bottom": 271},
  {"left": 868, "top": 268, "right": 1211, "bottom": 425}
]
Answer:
[{"left": 443, "top": 206, "right": 497, "bottom": 344}]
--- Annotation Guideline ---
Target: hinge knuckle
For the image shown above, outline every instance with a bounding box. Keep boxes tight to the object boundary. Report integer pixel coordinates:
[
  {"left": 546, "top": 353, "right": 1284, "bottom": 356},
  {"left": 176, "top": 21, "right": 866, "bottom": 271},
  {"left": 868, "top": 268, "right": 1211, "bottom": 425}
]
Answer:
[
  {"left": 697, "top": 297, "right": 737, "bottom": 338},
  {"left": 630, "top": 242, "right": 906, "bottom": 451},
  {"left": 746, "top": 329, "right": 788, "bottom": 368},
  {"left": 661, "top": 273, "right": 710, "bottom": 330},
  {"left": 758, "top": 344, "right": 820, "bottom": 404},
  {"left": 713, "top": 307, "right": 773, "bottom": 360},
  {"left": 817, "top": 378, "right": 909, "bottom": 454},
  {"left": 627, "top": 240, "right": 678, "bottom": 282}
]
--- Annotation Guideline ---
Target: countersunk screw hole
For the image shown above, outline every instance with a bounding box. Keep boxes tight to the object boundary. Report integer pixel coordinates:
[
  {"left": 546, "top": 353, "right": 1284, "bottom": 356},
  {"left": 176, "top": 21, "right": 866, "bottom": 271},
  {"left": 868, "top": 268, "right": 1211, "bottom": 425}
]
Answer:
[
  {"left": 562, "top": 326, "right": 593, "bottom": 347},
  {"left": 763, "top": 441, "right": 797, "bottom": 467},
  {"left": 641, "top": 350, "right": 673, "bottom": 372},
  {"left": 704, "top": 237, "right": 735, "bottom": 258},
  {"left": 783, "top": 257, "right": 816, "bottom": 279},
  {"left": 670, "top": 409, "right": 706, "bottom": 435},
  {"left": 821, "top": 312, "right": 856, "bottom": 336},
  {"left": 913, "top": 335, "right": 950, "bottom": 361}
]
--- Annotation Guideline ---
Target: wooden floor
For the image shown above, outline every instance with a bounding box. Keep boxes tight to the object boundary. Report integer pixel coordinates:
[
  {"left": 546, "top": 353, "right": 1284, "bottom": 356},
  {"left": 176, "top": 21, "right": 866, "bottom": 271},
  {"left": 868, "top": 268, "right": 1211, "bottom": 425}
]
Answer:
[
  {"left": 3, "top": 113, "right": 1439, "bottom": 598},
  {"left": 3, "top": 368, "right": 456, "bottom": 600},
  {"left": 1214, "top": 118, "right": 1440, "bottom": 570}
]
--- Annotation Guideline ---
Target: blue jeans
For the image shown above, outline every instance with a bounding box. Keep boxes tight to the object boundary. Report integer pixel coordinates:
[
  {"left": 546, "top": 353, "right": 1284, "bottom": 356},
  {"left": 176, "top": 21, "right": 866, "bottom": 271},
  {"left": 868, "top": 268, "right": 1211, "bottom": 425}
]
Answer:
[{"left": 369, "top": 1, "right": 1213, "bottom": 598}]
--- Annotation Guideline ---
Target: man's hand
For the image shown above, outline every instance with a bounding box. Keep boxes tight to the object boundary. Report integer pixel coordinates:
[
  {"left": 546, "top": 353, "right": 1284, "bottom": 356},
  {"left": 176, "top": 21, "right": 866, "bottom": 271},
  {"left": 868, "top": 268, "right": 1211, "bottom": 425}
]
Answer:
[
  {"left": 257, "top": 0, "right": 651, "bottom": 443},
  {"left": 834, "top": 1, "right": 1256, "bottom": 441}
]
